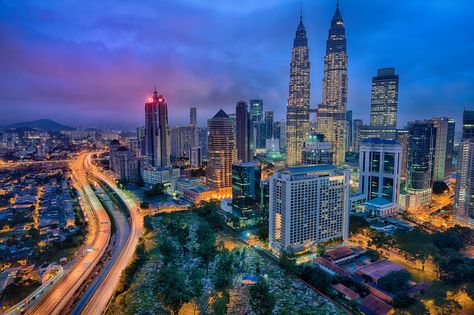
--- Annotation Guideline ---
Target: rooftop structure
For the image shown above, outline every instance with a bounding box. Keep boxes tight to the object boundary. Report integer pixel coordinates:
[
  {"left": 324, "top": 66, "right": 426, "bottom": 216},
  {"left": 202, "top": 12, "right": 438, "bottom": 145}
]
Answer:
[
  {"left": 359, "top": 294, "right": 394, "bottom": 315},
  {"left": 356, "top": 259, "right": 405, "bottom": 284}
]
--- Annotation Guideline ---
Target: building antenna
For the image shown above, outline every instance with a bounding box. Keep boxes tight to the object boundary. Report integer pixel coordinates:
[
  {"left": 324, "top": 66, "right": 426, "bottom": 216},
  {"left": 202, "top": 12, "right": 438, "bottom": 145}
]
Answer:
[{"left": 300, "top": 0, "right": 303, "bottom": 19}]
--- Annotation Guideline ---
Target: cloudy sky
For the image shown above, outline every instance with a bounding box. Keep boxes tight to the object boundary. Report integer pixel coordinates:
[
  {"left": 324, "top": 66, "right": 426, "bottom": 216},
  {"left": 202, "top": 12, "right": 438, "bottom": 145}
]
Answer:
[{"left": 1, "top": 0, "right": 473, "bottom": 130}]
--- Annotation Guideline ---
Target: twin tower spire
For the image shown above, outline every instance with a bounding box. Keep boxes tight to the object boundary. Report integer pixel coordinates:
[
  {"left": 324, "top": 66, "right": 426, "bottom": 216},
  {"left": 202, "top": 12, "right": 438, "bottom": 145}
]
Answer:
[{"left": 286, "top": 2, "right": 348, "bottom": 166}]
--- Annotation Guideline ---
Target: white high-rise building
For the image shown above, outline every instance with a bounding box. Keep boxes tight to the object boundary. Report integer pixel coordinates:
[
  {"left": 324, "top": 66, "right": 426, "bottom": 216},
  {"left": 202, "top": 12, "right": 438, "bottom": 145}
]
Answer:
[
  {"left": 456, "top": 142, "right": 474, "bottom": 228},
  {"left": 455, "top": 109, "right": 474, "bottom": 228},
  {"left": 358, "top": 138, "right": 402, "bottom": 217},
  {"left": 269, "top": 165, "right": 350, "bottom": 253}
]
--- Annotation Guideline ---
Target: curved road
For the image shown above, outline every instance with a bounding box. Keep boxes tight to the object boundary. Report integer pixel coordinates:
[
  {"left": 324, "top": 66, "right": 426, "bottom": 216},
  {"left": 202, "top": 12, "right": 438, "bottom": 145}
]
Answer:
[
  {"left": 71, "top": 184, "right": 130, "bottom": 314},
  {"left": 79, "top": 154, "right": 143, "bottom": 315},
  {"left": 27, "top": 153, "right": 112, "bottom": 315}
]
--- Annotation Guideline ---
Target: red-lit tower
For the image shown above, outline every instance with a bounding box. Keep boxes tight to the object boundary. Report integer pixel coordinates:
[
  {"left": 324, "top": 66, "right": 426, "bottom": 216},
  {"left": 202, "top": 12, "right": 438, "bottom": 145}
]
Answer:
[{"left": 144, "top": 87, "right": 170, "bottom": 167}]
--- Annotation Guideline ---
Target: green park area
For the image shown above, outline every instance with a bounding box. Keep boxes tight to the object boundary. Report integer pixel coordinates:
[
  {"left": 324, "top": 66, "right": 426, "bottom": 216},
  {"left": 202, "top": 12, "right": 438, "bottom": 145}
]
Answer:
[{"left": 107, "top": 203, "right": 343, "bottom": 315}]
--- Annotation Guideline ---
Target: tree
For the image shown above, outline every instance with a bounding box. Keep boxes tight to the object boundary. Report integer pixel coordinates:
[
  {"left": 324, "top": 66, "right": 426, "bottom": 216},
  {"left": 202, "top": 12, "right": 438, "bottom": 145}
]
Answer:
[
  {"left": 378, "top": 270, "right": 411, "bottom": 292},
  {"left": 392, "top": 229, "right": 436, "bottom": 271},
  {"left": 155, "top": 267, "right": 190, "bottom": 315},
  {"left": 249, "top": 280, "right": 275, "bottom": 315},
  {"left": 299, "top": 265, "right": 332, "bottom": 294},
  {"left": 213, "top": 251, "right": 234, "bottom": 291},
  {"left": 432, "top": 181, "right": 449, "bottom": 194},
  {"left": 175, "top": 223, "right": 190, "bottom": 250},
  {"left": 189, "top": 268, "right": 205, "bottom": 314},
  {"left": 365, "top": 249, "right": 380, "bottom": 262},
  {"left": 143, "top": 215, "right": 153, "bottom": 232},
  {"left": 393, "top": 293, "right": 416, "bottom": 309},
  {"left": 157, "top": 239, "right": 176, "bottom": 265},
  {"left": 349, "top": 215, "right": 370, "bottom": 235},
  {"left": 115, "top": 179, "right": 125, "bottom": 188},
  {"left": 211, "top": 291, "right": 230, "bottom": 315},
  {"left": 433, "top": 231, "right": 463, "bottom": 251},
  {"left": 279, "top": 250, "right": 298, "bottom": 275},
  {"left": 256, "top": 224, "right": 269, "bottom": 242},
  {"left": 446, "top": 225, "right": 474, "bottom": 247},
  {"left": 144, "top": 183, "right": 165, "bottom": 197},
  {"left": 196, "top": 223, "right": 216, "bottom": 265},
  {"left": 367, "top": 230, "right": 391, "bottom": 250},
  {"left": 139, "top": 201, "right": 149, "bottom": 209}
]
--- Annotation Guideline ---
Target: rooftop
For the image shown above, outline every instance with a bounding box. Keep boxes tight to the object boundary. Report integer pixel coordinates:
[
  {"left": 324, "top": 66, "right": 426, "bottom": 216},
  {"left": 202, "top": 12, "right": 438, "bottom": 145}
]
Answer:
[
  {"left": 212, "top": 109, "right": 229, "bottom": 119},
  {"left": 314, "top": 257, "right": 351, "bottom": 277},
  {"left": 325, "top": 246, "right": 355, "bottom": 261},
  {"left": 361, "top": 138, "right": 400, "bottom": 145},
  {"left": 331, "top": 283, "right": 360, "bottom": 300},
  {"left": 356, "top": 259, "right": 405, "bottom": 281},
  {"left": 285, "top": 164, "right": 337, "bottom": 175},
  {"left": 359, "top": 294, "right": 394, "bottom": 315},
  {"left": 365, "top": 197, "right": 393, "bottom": 207}
]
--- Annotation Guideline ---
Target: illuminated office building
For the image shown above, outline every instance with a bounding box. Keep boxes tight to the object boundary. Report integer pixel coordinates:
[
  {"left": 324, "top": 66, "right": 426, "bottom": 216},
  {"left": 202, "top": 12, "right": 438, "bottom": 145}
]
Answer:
[
  {"left": 207, "top": 109, "right": 236, "bottom": 194},
  {"left": 455, "top": 109, "right": 474, "bottom": 228},
  {"left": 317, "top": 3, "right": 348, "bottom": 166},
  {"left": 286, "top": 13, "right": 310, "bottom": 166},
  {"left": 236, "top": 101, "right": 253, "bottom": 162},
  {"left": 269, "top": 165, "right": 349, "bottom": 253},
  {"left": 370, "top": 68, "right": 399, "bottom": 129},
  {"left": 144, "top": 87, "right": 170, "bottom": 167}
]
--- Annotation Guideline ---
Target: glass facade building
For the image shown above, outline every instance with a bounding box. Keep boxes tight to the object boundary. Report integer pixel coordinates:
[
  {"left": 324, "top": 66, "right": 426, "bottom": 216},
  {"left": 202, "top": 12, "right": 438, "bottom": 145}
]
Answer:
[
  {"left": 232, "top": 162, "right": 261, "bottom": 217},
  {"left": 358, "top": 138, "right": 402, "bottom": 211}
]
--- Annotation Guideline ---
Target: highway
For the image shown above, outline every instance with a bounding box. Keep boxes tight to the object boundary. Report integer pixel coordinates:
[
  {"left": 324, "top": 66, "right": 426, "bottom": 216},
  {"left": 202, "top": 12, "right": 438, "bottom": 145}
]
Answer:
[
  {"left": 26, "top": 153, "right": 112, "bottom": 315},
  {"left": 71, "top": 183, "right": 130, "bottom": 314},
  {"left": 0, "top": 159, "right": 71, "bottom": 169},
  {"left": 79, "top": 154, "right": 143, "bottom": 315}
]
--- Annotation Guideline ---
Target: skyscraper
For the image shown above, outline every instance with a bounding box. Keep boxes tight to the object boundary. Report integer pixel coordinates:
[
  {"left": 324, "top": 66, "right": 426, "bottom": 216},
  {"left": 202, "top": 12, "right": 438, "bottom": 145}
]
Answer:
[
  {"left": 462, "top": 108, "right": 474, "bottom": 140},
  {"left": 250, "top": 99, "right": 263, "bottom": 122},
  {"left": 431, "top": 117, "right": 455, "bottom": 182},
  {"left": 352, "top": 119, "right": 363, "bottom": 151},
  {"left": 408, "top": 121, "right": 436, "bottom": 190},
  {"left": 286, "top": 13, "right": 310, "bottom": 166},
  {"left": 144, "top": 88, "right": 170, "bottom": 167},
  {"left": 236, "top": 101, "right": 252, "bottom": 162},
  {"left": 370, "top": 68, "right": 399, "bottom": 129},
  {"left": 405, "top": 121, "right": 436, "bottom": 210},
  {"left": 190, "top": 107, "right": 197, "bottom": 128},
  {"left": 455, "top": 109, "right": 474, "bottom": 228},
  {"left": 269, "top": 165, "right": 349, "bottom": 253},
  {"left": 232, "top": 162, "right": 261, "bottom": 217},
  {"left": 454, "top": 141, "right": 474, "bottom": 228},
  {"left": 346, "top": 110, "right": 352, "bottom": 151},
  {"left": 317, "top": 3, "right": 348, "bottom": 166},
  {"left": 265, "top": 111, "right": 274, "bottom": 139},
  {"left": 302, "top": 132, "right": 333, "bottom": 165},
  {"left": 207, "top": 109, "right": 236, "bottom": 193},
  {"left": 396, "top": 129, "right": 410, "bottom": 179},
  {"left": 358, "top": 138, "right": 402, "bottom": 217}
]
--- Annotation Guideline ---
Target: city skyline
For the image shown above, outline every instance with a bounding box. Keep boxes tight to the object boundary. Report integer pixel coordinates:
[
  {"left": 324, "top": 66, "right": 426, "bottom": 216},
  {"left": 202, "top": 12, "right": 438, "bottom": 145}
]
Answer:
[
  {"left": 1, "top": 1, "right": 473, "bottom": 129},
  {"left": 2, "top": 2, "right": 474, "bottom": 314}
]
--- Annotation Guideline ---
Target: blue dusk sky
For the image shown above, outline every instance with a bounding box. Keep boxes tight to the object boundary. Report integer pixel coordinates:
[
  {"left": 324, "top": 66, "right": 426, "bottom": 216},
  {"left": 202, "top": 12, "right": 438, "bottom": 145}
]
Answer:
[{"left": 0, "top": 0, "right": 473, "bottom": 130}]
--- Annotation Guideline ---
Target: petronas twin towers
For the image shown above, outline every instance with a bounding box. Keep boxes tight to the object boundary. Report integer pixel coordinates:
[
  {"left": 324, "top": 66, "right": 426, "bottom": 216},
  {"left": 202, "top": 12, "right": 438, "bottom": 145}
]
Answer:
[{"left": 286, "top": 3, "right": 348, "bottom": 166}]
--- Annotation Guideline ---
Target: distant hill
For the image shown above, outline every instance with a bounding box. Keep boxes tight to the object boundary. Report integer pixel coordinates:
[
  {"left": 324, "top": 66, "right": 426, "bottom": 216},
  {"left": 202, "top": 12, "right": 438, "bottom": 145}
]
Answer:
[{"left": 2, "top": 119, "right": 74, "bottom": 131}]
